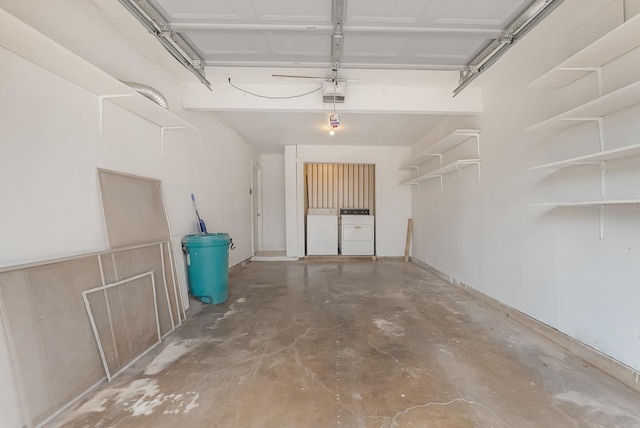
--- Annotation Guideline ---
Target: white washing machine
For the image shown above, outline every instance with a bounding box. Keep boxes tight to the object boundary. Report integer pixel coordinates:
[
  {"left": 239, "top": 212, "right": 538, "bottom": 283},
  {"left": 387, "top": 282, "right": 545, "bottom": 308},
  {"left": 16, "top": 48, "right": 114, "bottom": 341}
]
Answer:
[
  {"left": 306, "top": 209, "right": 338, "bottom": 255},
  {"left": 340, "top": 209, "right": 375, "bottom": 255}
]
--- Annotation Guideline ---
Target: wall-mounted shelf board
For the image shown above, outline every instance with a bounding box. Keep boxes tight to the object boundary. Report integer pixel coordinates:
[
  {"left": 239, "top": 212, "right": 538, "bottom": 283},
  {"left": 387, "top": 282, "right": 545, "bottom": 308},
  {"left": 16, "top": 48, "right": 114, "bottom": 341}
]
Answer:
[
  {"left": 531, "top": 199, "right": 640, "bottom": 207},
  {"left": 532, "top": 199, "right": 640, "bottom": 239},
  {"left": 529, "top": 13, "right": 640, "bottom": 88},
  {"left": 526, "top": 80, "right": 640, "bottom": 133},
  {"left": 529, "top": 143, "right": 640, "bottom": 170},
  {"left": 0, "top": 8, "right": 194, "bottom": 130},
  {"left": 401, "top": 129, "right": 480, "bottom": 169},
  {"left": 401, "top": 159, "right": 481, "bottom": 185},
  {"left": 108, "top": 95, "right": 191, "bottom": 128}
]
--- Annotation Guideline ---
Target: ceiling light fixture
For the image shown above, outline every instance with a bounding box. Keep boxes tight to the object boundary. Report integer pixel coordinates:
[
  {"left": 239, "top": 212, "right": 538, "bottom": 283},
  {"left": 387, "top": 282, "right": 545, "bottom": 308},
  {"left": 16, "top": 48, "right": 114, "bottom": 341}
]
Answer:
[
  {"left": 329, "top": 113, "right": 340, "bottom": 128},
  {"left": 328, "top": 114, "right": 339, "bottom": 135},
  {"left": 328, "top": 79, "right": 341, "bottom": 136}
]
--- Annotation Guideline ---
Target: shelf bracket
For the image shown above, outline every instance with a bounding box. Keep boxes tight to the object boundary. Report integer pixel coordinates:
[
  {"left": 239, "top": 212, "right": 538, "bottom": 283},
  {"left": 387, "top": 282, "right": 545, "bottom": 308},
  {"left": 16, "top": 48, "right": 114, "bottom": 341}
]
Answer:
[
  {"left": 565, "top": 160, "right": 604, "bottom": 194},
  {"left": 437, "top": 176, "right": 443, "bottom": 190},
  {"left": 559, "top": 117, "right": 605, "bottom": 151},
  {"left": 160, "top": 126, "right": 187, "bottom": 155},
  {"left": 98, "top": 94, "right": 133, "bottom": 136},
  {"left": 595, "top": 67, "right": 604, "bottom": 97},
  {"left": 595, "top": 117, "right": 605, "bottom": 151},
  {"left": 599, "top": 204, "right": 605, "bottom": 240},
  {"left": 600, "top": 161, "right": 607, "bottom": 198},
  {"left": 557, "top": 67, "right": 603, "bottom": 95}
]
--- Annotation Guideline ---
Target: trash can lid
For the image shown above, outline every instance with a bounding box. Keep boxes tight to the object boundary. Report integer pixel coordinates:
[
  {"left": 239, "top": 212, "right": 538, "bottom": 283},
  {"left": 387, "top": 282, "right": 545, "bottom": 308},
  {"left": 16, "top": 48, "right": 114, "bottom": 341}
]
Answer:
[{"left": 183, "top": 233, "right": 230, "bottom": 247}]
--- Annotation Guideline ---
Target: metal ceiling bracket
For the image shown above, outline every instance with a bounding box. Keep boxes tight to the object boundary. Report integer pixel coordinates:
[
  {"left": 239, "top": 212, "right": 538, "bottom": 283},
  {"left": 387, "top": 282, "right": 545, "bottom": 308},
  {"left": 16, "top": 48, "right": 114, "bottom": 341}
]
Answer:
[
  {"left": 331, "top": 0, "right": 347, "bottom": 69},
  {"left": 332, "top": 0, "right": 346, "bottom": 23},
  {"left": 332, "top": 32, "right": 344, "bottom": 58},
  {"left": 454, "top": 0, "right": 565, "bottom": 96}
]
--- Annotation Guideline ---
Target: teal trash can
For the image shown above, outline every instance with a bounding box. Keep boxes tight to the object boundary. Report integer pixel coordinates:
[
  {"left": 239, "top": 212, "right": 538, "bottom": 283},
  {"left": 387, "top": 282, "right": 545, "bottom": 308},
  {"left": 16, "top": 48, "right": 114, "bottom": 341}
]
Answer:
[{"left": 182, "top": 233, "right": 231, "bottom": 304}]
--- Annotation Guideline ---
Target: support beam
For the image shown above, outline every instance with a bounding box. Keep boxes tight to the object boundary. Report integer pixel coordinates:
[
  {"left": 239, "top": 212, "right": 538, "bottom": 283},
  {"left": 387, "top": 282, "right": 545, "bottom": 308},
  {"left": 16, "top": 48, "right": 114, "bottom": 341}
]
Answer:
[
  {"left": 331, "top": 0, "right": 347, "bottom": 69},
  {"left": 183, "top": 82, "right": 482, "bottom": 114}
]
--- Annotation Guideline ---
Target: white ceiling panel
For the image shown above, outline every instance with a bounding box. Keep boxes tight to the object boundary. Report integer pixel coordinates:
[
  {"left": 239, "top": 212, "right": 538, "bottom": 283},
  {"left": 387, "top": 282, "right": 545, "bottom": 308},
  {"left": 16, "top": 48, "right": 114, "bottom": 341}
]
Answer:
[
  {"left": 184, "top": 31, "right": 331, "bottom": 65},
  {"left": 264, "top": 32, "right": 329, "bottom": 56},
  {"left": 186, "top": 31, "right": 270, "bottom": 55},
  {"left": 249, "top": 0, "right": 331, "bottom": 22},
  {"left": 403, "top": 35, "right": 490, "bottom": 60},
  {"left": 144, "top": 0, "right": 539, "bottom": 70},
  {"left": 423, "top": 0, "right": 535, "bottom": 28},
  {"left": 341, "top": 34, "right": 486, "bottom": 67},
  {"left": 343, "top": 35, "right": 409, "bottom": 58},
  {"left": 150, "top": 0, "right": 245, "bottom": 21},
  {"left": 345, "top": 0, "right": 428, "bottom": 24}
]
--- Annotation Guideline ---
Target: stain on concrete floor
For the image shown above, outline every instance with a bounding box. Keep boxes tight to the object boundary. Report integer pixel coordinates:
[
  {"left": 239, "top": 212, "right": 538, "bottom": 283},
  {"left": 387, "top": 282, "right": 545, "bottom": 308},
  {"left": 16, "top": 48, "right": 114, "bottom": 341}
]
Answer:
[{"left": 51, "top": 260, "right": 640, "bottom": 427}]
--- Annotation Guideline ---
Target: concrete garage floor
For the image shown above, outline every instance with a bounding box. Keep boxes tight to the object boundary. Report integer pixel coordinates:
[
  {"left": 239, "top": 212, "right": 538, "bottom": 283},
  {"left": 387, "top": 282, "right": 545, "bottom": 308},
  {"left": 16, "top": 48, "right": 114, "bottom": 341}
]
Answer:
[{"left": 53, "top": 260, "right": 640, "bottom": 427}]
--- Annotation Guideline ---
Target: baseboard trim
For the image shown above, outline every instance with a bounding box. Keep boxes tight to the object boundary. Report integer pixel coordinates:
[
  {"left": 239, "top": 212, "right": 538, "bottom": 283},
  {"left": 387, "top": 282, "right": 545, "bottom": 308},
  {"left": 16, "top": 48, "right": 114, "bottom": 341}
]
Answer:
[
  {"left": 411, "top": 258, "right": 640, "bottom": 393},
  {"left": 250, "top": 256, "right": 299, "bottom": 262},
  {"left": 302, "top": 255, "right": 376, "bottom": 261},
  {"left": 230, "top": 258, "right": 252, "bottom": 271}
]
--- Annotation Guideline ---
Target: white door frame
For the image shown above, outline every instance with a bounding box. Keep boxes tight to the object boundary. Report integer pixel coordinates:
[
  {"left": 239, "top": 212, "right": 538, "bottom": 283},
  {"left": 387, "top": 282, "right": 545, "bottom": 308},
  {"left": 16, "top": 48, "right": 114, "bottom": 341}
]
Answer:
[{"left": 251, "top": 160, "right": 263, "bottom": 255}]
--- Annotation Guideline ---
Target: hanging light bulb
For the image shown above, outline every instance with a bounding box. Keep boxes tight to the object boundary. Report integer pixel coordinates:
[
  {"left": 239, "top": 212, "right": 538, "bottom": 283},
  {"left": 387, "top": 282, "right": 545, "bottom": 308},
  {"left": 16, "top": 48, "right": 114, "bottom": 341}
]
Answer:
[
  {"left": 328, "top": 88, "right": 340, "bottom": 136},
  {"left": 329, "top": 113, "right": 340, "bottom": 128},
  {"left": 328, "top": 114, "right": 339, "bottom": 135}
]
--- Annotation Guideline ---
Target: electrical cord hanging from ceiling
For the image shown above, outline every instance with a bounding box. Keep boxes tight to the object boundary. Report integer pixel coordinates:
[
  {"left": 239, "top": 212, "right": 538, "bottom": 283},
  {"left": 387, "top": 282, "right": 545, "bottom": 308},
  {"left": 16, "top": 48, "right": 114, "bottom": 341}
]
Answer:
[{"left": 227, "top": 78, "right": 322, "bottom": 99}]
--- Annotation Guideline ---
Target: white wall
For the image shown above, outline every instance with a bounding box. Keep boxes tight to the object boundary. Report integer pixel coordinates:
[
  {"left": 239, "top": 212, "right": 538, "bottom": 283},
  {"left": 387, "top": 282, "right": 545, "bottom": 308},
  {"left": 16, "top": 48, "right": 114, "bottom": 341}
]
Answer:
[
  {"left": 289, "top": 145, "right": 412, "bottom": 257},
  {"left": 411, "top": 0, "right": 640, "bottom": 373},
  {"left": 0, "top": 4, "right": 254, "bottom": 426}
]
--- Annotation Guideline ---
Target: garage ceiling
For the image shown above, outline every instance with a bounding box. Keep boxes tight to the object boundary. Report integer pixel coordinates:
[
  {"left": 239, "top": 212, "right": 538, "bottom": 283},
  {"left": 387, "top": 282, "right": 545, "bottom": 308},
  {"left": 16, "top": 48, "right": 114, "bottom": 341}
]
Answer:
[
  {"left": 115, "top": 0, "right": 562, "bottom": 152},
  {"left": 144, "top": 0, "right": 538, "bottom": 71},
  {"left": 214, "top": 111, "right": 446, "bottom": 150}
]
